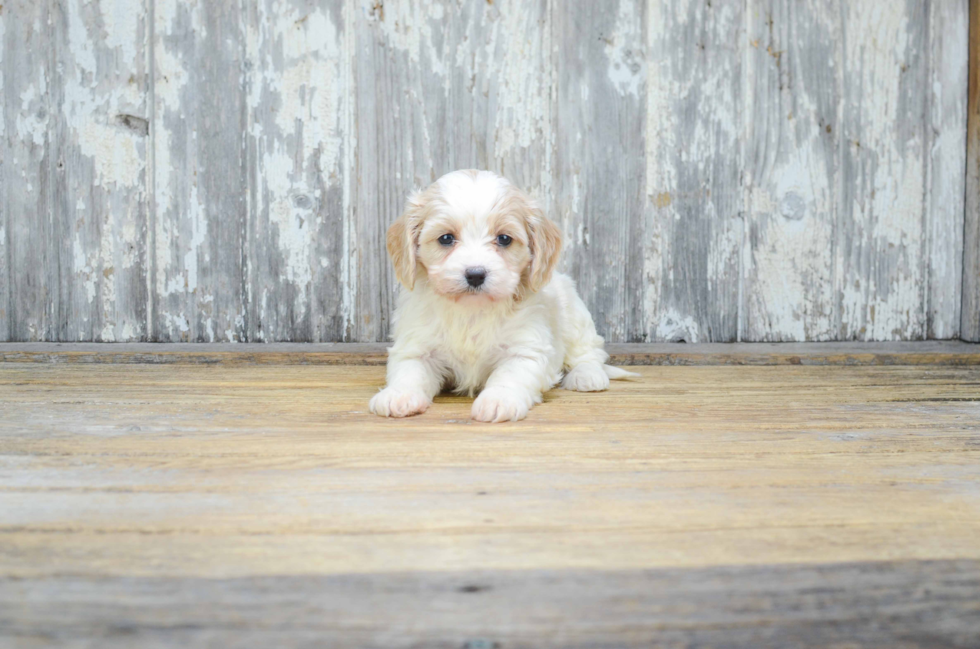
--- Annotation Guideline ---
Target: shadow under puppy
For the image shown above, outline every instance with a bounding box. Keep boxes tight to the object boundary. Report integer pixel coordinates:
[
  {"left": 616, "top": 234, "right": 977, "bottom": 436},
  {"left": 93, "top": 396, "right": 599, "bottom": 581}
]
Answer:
[{"left": 370, "top": 169, "right": 637, "bottom": 422}]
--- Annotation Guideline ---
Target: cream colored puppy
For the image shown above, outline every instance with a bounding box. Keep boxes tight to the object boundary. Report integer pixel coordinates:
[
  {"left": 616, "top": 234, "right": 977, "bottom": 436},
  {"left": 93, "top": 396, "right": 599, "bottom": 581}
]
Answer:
[{"left": 369, "top": 170, "right": 636, "bottom": 422}]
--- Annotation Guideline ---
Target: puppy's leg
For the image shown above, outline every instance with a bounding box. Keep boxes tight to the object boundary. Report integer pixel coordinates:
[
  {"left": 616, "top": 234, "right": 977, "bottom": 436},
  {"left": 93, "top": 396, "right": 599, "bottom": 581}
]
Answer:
[
  {"left": 472, "top": 355, "right": 551, "bottom": 423},
  {"left": 369, "top": 357, "right": 442, "bottom": 418},
  {"left": 560, "top": 284, "right": 639, "bottom": 392}
]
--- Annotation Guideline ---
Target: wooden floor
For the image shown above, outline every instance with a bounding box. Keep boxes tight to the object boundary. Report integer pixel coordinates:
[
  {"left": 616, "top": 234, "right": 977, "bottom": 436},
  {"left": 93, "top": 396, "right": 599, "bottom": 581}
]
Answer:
[{"left": 1, "top": 348, "right": 979, "bottom": 647}]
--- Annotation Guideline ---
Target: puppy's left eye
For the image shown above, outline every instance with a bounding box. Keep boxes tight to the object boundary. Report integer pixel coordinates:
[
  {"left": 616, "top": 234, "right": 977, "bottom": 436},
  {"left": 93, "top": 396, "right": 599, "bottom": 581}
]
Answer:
[
  {"left": 496, "top": 234, "right": 512, "bottom": 247},
  {"left": 438, "top": 234, "right": 455, "bottom": 246}
]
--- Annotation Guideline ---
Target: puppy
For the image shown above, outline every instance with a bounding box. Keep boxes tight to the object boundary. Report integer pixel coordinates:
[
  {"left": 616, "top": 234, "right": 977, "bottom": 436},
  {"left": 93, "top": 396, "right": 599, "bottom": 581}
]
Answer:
[{"left": 369, "top": 169, "right": 637, "bottom": 422}]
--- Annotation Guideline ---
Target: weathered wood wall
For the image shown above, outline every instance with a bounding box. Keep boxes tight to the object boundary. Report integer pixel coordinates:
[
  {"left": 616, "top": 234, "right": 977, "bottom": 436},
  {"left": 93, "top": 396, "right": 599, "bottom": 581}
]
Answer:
[{"left": 0, "top": 0, "right": 972, "bottom": 342}]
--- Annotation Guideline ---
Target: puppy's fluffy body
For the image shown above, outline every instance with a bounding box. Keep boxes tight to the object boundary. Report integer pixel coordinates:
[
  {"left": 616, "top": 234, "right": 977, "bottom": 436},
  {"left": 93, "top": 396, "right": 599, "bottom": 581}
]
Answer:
[{"left": 370, "top": 170, "right": 634, "bottom": 423}]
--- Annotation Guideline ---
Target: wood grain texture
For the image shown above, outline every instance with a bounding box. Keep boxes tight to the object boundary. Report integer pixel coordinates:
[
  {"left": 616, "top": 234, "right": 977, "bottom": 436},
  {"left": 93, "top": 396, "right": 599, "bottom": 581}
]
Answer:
[
  {"left": 2, "top": 1, "right": 58, "bottom": 341},
  {"left": 965, "top": 0, "right": 980, "bottom": 342},
  {"left": 58, "top": 0, "right": 150, "bottom": 342},
  {"left": 1, "top": 0, "right": 972, "bottom": 343},
  {"left": 245, "top": 0, "right": 351, "bottom": 342},
  {"left": 837, "top": 1, "right": 930, "bottom": 340},
  {"left": 0, "top": 362, "right": 978, "bottom": 645},
  {"left": 645, "top": 0, "right": 743, "bottom": 343},
  {"left": 742, "top": 0, "right": 838, "bottom": 341},
  {"left": 151, "top": 0, "right": 248, "bottom": 342},
  {"left": 2, "top": 0, "right": 149, "bottom": 342},
  {"left": 3, "top": 561, "right": 979, "bottom": 648},
  {"left": 2, "top": 341, "right": 980, "bottom": 366},
  {"left": 556, "top": 0, "right": 646, "bottom": 342},
  {"left": 928, "top": 0, "right": 968, "bottom": 339}
]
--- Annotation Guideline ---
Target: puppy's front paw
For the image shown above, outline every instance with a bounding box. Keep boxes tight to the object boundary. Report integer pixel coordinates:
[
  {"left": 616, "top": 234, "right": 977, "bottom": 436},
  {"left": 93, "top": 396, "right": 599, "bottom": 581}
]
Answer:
[
  {"left": 369, "top": 388, "right": 431, "bottom": 418},
  {"left": 562, "top": 362, "right": 610, "bottom": 392},
  {"left": 471, "top": 387, "right": 533, "bottom": 423}
]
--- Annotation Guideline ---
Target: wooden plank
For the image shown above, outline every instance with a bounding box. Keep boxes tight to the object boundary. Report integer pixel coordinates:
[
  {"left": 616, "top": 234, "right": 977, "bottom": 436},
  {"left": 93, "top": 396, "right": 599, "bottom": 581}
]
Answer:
[
  {"left": 741, "top": 0, "right": 838, "bottom": 341},
  {"left": 150, "top": 0, "right": 248, "bottom": 342},
  {"left": 1, "top": 363, "right": 979, "bottom": 573},
  {"left": 0, "top": 342, "right": 391, "bottom": 365},
  {"left": 1, "top": 0, "right": 149, "bottom": 344},
  {"left": 836, "top": 2, "right": 930, "bottom": 340},
  {"left": 1, "top": 341, "right": 979, "bottom": 365},
  {"left": 605, "top": 340, "right": 980, "bottom": 366},
  {"left": 965, "top": 0, "right": 980, "bottom": 342},
  {"left": 1, "top": 0, "right": 974, "bottom": 347},
  {"left": 245, "top": 0, "right": 351, "bottom": 342},
  {"left": 2, "top": 1, "right": 57, "bottom": 341},
  {"left": 555, "top": 0, "right": 646, "bottom": 342},
  {"left": 2, "top": 561, "right": 978, "bottom": 648},
  {"left": 353, "top": 0, "right": 553, "bottom": 342},
  {"left": 927, "top": 0, "right": 969, "bottom": 339},
  {"left": 644, "top": 0, "right": 743, "bottom": 342},
  {"left": 0, "top": 363, "right": 978, "bottom": 644},
  {"left": 0, "top": 5, "right": 7, "bottom": 343},
  {"left": 54, "top": 0, "right": 149, "bottom": 341}
]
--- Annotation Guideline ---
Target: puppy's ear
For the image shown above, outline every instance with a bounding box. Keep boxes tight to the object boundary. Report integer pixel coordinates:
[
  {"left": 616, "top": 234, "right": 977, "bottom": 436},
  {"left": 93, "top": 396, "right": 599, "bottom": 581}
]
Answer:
[
  {"left": 387, "top": 191, "right": 424, "bottom": 289},
  {"left": 526, "top": 207, "right": 563, "bottom": 293}
]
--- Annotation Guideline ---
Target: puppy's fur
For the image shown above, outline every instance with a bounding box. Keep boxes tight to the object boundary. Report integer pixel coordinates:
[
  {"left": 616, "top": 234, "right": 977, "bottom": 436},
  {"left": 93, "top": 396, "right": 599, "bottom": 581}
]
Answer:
[{"left": 370, "top": 170, "right": 636, "bottom": 422}]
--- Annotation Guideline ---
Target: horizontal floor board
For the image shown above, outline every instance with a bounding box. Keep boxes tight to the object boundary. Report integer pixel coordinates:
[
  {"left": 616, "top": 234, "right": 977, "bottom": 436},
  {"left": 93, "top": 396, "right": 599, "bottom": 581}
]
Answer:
[
  {"left": 1, "top": 341, "right": 979, "bottom": 365},
  {"left": 3, "top": 362, "right": 979, "bottom": 646},
  {"left": 2, "top": 560, "right": 978, "bottom": 649}
]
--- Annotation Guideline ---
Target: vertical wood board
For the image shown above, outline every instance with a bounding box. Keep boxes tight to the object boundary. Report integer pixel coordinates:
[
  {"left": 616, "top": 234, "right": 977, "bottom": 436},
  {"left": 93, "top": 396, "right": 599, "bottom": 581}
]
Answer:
[
  {"left": 556, "top": 0, "right": 647, "bottom": 342},
  {"left": 2, "top": 1, "right": 57, "bottom": 341},
  {"left": 0, "top": 2, "right": 10, "bottom": 342},
  {"left": 245, "top": 0, "right": 350, "bottom": 342},
  {"left": 54, "top": 0, "right": 150, "bottom": 341},
  {"left": 644, "top": 0, "right": 743, "bottom": 342},
  {"left": 836, "top": 1, "right": 930, "bottom": 340},
  {"left": 926, "top": 0, "right": 968, "bottom": 339},
  {"left": 151, "top": 0, "right": 248, "bottom": 342},
  {"left": 741, "top": 0, "right": 839, "bottom": 342}
]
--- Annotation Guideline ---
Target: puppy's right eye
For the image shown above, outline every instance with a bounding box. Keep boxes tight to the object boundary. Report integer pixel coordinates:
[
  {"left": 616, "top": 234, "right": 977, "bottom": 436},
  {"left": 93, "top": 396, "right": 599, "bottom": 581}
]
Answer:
[{"left": 438, "top": 234, "right": 455, "bottom": 246}]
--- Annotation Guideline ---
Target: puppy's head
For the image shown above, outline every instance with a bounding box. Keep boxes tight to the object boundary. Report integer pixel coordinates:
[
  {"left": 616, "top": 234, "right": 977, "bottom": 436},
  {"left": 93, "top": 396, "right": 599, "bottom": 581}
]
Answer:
[{"left": 387, "top": 170, "right": 562, "bottom": 303}]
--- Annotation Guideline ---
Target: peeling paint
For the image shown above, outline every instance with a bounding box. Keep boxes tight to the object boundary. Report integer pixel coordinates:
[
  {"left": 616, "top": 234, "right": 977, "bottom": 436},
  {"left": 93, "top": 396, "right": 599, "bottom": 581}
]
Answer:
[
  {"left": 658, "top": 309, "right": 700, "bottom": 343},
  {"left": 644, "top": 0, "right": 741, "bottom": 341},
  {"left": 182, "top": 185, "right": 206, "bottom": 294},
  {"left": 163, "top": 312, "right": 191, "bottom": 335},
  {"left": 267, "top": 8, "right": 343, "bottom": 175},
  {"left": 16, "top": 71, "right": 48, "bottom": 146},
  {"left": 64, "top": 1, "right": 145, "bottom": 188},
  {"left": 100, "top": 321, "right": 116, "bottom": 342},
  {"left": 0, "top": 0, "right": 969, "bottom": 343},
  {"left": 251, "top": 2, "right": 344, "bottom": 323},
  {"left": 263, "top": 150, "right": 314, "bottom": 287},
  {"left": 100, "top": 0, "right": 142, "bottom": 64},
  {"left": 121, "top": 322, "right": 137, "bottom": 341},
  {"left": 605, "top": 0, "right": 643, "bottom": 97},
  {"left": 487, "top": 1, "right": 550, "bottom": 161},
  {"left": 73, "top": 236, "right": 97, "bottom": 304},
  {"left": 373, "top": 0, "right": 445, "bottom": 77},
  {"left": 838, "top": 2, "right": 928, "bottom": 340}
]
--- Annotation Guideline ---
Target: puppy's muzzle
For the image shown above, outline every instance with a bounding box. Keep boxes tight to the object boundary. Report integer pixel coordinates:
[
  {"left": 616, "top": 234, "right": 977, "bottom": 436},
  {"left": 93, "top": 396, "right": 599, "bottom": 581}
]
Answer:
[{"left": 465, "top": 267, "right": 487, "bottom": 288}]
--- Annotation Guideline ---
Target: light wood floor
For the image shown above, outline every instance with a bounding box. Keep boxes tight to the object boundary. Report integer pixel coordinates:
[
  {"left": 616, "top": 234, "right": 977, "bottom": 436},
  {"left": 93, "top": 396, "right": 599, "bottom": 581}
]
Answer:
[{"left": 1, "top": 357, "right": 979, "bottom": 647}]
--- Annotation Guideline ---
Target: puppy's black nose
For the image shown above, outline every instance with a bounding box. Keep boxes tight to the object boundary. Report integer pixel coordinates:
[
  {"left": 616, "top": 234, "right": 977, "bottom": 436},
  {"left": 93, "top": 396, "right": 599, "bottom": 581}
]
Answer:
[{"left": 465, "top": 267, "right": 487, "bottom": 288}]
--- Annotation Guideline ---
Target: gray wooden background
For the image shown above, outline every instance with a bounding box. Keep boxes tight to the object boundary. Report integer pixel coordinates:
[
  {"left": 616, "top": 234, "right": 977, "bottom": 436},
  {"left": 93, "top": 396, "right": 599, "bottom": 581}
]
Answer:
[{"left": 2, "top": 0, "right": 976, "bottom": 343}]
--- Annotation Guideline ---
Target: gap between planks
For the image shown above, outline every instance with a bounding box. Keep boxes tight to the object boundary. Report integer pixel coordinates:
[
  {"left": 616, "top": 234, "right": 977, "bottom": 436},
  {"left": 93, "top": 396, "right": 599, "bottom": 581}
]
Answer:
[{"left": 0, "top": 341, "right": 978, "bottom": 366}]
